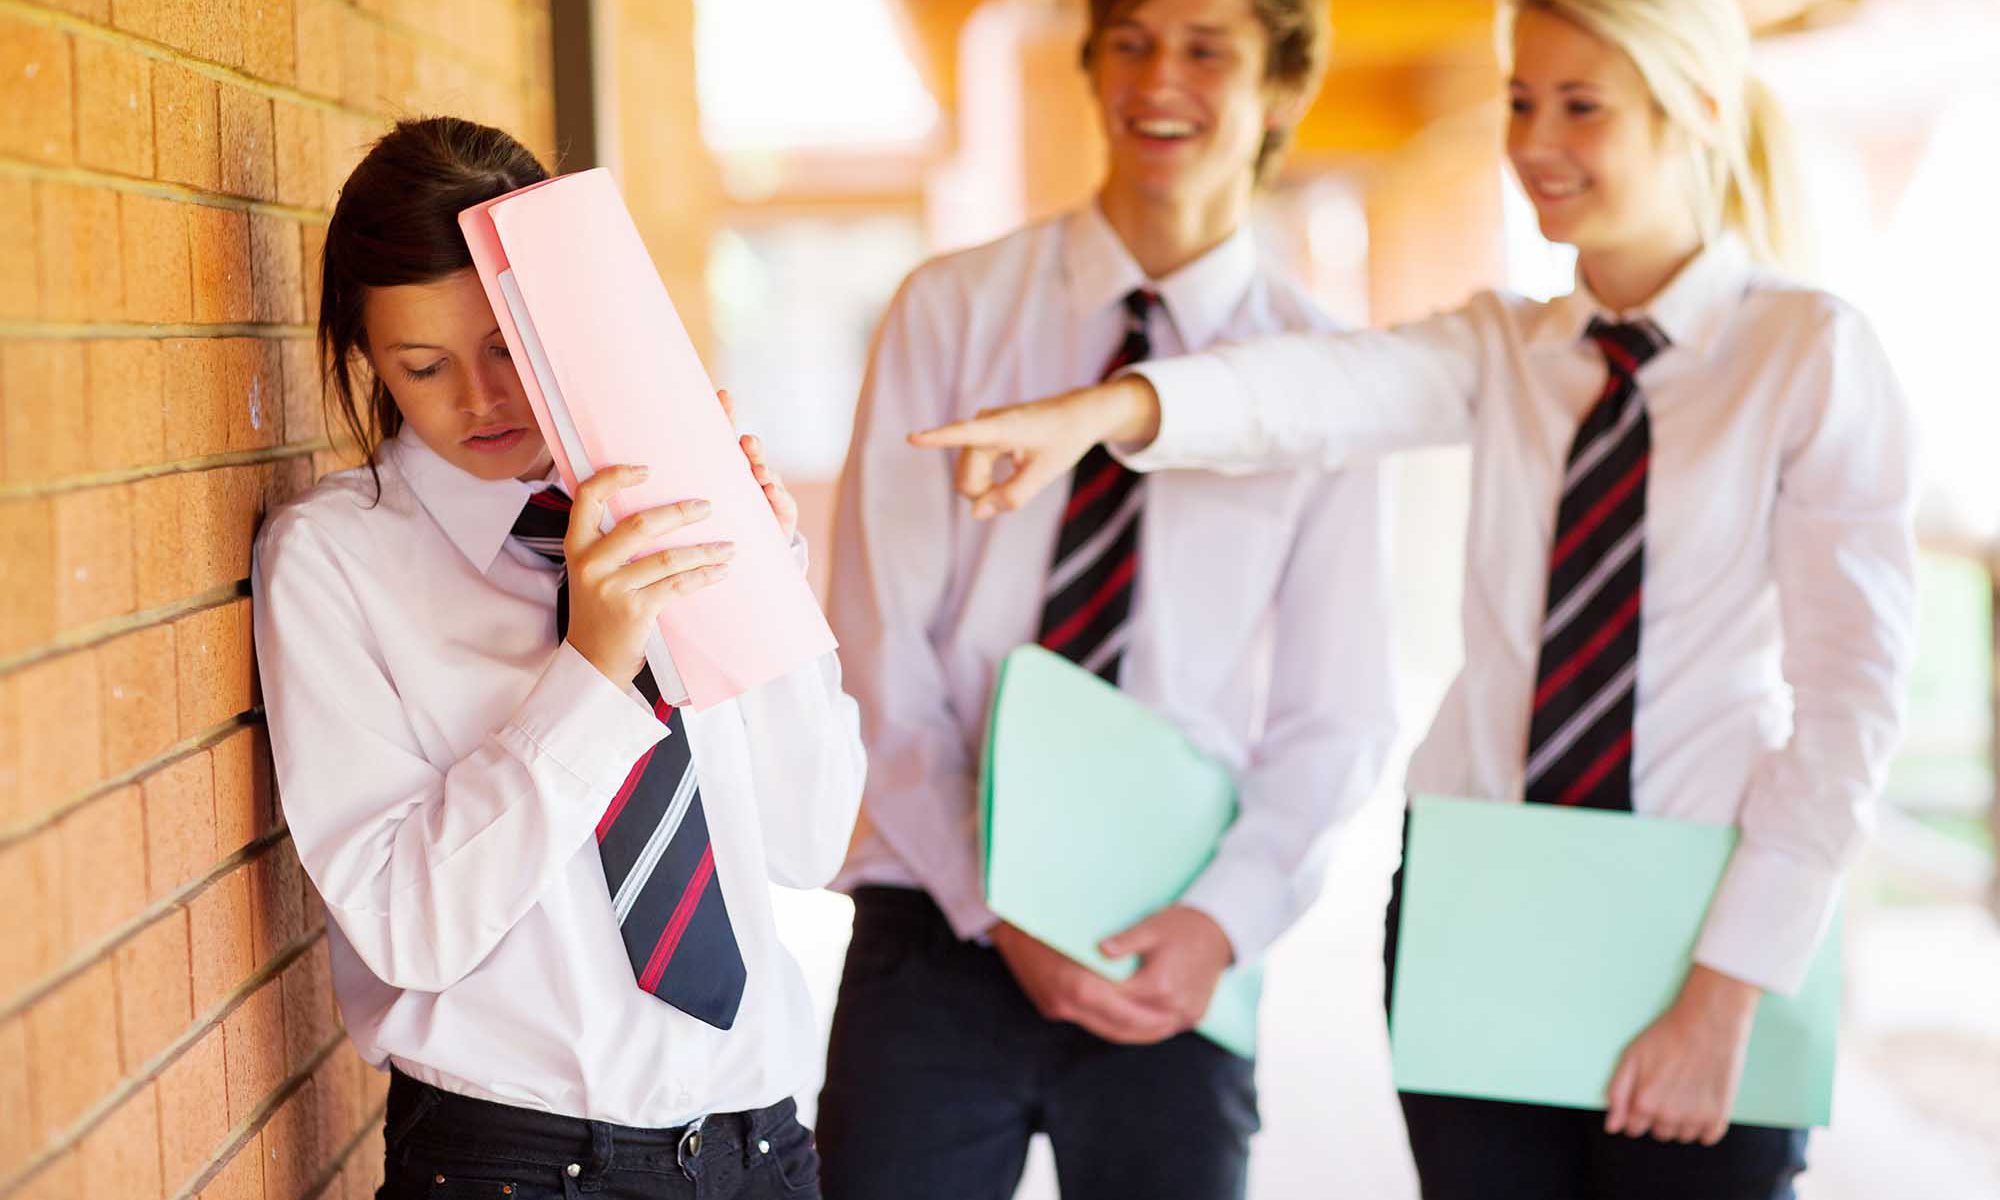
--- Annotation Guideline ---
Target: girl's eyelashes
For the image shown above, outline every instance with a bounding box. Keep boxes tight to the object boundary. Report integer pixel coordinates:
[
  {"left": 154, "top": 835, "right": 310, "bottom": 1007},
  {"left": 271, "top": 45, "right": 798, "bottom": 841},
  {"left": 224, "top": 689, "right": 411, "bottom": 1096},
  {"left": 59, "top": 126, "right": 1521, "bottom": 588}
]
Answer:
[{"left": 402, "top": 359, "right": 446, "bottom": 381}]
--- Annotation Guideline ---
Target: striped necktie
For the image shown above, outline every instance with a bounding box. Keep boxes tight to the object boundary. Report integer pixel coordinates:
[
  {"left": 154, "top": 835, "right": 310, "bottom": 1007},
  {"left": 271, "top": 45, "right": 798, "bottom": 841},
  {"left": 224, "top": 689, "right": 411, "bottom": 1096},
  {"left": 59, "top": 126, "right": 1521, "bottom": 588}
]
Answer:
[
  {"left": 1037, "top": 288, "right": 1156, "bottom": 684},
  {"left": 1523, "top": 317, "right": 1669, "bottom": 811},
  {"left": 512, "top": 488, "right": 747, "bottom": 1028}
]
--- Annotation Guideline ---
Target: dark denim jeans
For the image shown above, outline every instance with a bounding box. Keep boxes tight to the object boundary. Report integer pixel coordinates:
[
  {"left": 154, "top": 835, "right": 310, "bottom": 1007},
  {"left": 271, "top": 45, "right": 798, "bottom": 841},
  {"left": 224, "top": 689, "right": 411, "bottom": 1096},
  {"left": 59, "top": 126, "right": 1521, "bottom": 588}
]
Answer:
[
  {"left": 376, "top": 1068, "right": 820, "bottom": 1200},
  {"left": 816, "top": 887, "right": 1259, "bottom": 1200}
]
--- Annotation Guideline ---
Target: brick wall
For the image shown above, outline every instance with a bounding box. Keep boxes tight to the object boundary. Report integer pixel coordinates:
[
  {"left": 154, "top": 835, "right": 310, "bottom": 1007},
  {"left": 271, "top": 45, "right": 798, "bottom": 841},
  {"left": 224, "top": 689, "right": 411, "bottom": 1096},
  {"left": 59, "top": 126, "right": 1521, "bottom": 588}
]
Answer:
[{"left": 0, "top": 2, "right": 556, "bottom": 1196}]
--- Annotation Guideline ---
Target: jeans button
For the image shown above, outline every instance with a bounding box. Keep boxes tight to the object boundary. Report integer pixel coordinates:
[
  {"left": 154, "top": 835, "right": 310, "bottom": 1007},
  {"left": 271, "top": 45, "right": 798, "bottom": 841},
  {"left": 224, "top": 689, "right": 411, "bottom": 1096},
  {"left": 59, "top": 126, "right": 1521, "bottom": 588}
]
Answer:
[
  {"left": 757, "top": 1139, "right": 771, "bottom": 1155},
  {"left": 565, "top": 1164, "right": 581, "bottom": 1179}
]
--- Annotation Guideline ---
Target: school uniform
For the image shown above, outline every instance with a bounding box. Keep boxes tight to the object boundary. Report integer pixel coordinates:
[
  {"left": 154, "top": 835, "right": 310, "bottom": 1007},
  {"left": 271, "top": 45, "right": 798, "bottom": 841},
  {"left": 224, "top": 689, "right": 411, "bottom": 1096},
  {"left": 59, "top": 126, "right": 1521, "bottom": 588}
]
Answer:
[
  {"left": 1124, "top": 233, "right": 1919, "bottom": 1199},
  {"left": 251, "top": 427, "right": 867, "bottom": 1199},
  {"left": 817, "top": 204, "right": 1399, "bottom": 1200}
]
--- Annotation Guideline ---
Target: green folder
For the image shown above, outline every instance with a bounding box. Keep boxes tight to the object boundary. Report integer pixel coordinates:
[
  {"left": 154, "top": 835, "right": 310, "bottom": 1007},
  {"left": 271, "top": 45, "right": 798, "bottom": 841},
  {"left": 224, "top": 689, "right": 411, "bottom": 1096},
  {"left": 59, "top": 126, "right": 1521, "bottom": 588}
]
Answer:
[
  {"left": 1390, "top": 795, "right": 1840, "bottom": 1127},
  {"left": 979, "top": 644, "right": 1263, "bottom": 1058}
]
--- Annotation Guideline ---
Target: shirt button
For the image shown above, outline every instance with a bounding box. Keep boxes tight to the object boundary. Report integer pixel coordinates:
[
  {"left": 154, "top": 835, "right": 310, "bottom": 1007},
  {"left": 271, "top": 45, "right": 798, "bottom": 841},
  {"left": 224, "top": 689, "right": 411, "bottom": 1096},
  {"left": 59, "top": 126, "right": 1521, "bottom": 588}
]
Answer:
[
  {"left": 565, "top": 1164, "right": 581, "bottom": 1179},
  {"left": 757, "top": 1139, "right": 771, "bottom": 1155}
]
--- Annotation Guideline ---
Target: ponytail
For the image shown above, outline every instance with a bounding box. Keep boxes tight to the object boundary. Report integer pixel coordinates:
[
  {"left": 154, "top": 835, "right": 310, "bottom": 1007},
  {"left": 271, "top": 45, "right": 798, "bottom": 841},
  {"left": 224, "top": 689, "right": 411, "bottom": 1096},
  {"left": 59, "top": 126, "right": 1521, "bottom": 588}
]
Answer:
[{"left": 1734, "top": 76, "right": 1809, "bottom": 274}]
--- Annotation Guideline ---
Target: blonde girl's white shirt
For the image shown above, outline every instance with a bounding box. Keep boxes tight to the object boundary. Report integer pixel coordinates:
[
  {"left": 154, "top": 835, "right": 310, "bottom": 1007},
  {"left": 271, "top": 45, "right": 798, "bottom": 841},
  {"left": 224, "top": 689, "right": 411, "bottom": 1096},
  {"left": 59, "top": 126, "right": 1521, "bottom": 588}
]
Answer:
[
  {"left": 1126, "top": 235, "right": 1918, "bottom": 996},
  {"left": 250, "top": 428, "right": 865, "bottom": 1127}
]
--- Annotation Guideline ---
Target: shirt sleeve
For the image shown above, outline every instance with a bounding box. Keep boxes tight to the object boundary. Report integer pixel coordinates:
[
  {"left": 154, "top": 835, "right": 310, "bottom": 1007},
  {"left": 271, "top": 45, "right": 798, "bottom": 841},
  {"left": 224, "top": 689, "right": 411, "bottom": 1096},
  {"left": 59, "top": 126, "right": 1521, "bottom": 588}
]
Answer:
[
  {"left": 1178, "top": 462, "right": 1401, "bottom": 963},
  {"left": 827, "top": 269, "right": 998, "bottom": 939},
  {"left": 1117, "top": 303, "right": 1489, "bottom": 474},
  {"left": 1693, "top": 302, "right": 1919, "bottom": 995},
  {"left": 251, "top": 513, "right": 667, "bottom": 992}
]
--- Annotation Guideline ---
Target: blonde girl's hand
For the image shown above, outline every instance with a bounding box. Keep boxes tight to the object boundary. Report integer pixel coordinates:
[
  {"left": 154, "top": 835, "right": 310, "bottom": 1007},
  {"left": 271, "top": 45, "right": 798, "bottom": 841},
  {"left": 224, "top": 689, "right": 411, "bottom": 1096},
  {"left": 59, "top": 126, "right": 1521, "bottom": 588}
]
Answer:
[
  {"left": 717, "top": 388, "right": 799, "bottom": 541},
  {"left": 563, "top": 465, "right": 733, "bottom": 684},
  {"left": 1604, "top": 964, "right": 1760, "bottom": 1146},
  {"left": 906, "top": 375, "right": 1162, "bottom": 519}
]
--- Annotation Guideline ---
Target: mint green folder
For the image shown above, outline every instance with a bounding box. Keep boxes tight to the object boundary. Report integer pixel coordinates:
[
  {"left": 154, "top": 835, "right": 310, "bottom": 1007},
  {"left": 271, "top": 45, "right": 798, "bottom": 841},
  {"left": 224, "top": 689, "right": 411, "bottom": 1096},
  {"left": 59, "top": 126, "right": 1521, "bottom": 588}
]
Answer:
[
  {"left": 1390, "top": 795, "right": 1839, "bottom": 1127},
  {"left": 979, "top": 644, "right": 1263, "bottom": 1058}
]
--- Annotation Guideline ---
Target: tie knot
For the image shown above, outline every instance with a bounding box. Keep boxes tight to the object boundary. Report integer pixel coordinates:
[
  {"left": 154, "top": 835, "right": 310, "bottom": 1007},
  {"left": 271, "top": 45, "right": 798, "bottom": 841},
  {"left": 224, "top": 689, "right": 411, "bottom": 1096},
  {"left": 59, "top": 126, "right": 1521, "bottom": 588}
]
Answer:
[
  {"left": 1123, "top": 288, "right": 1158, "bottom": 325},
  {"left": 511, "top": 487, "right": 571, "bottom": 566},
  {"left": 1586, "top": 317, "right": 1668, "bottom": 378}
]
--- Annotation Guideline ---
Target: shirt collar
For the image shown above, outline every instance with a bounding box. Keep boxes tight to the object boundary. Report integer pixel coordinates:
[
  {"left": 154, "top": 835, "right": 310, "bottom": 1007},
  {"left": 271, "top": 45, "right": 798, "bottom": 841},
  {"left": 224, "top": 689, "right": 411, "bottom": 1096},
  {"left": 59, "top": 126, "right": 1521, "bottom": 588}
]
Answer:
[
  {"left": 1532, "top": 234, "right": 1752, "bottom": 359},
  {"left": 384, "top": 427, "right": 546, "bottom": 574},
  {"left": 1061, "top": 203, "right": 1259, "bottom": 351}
]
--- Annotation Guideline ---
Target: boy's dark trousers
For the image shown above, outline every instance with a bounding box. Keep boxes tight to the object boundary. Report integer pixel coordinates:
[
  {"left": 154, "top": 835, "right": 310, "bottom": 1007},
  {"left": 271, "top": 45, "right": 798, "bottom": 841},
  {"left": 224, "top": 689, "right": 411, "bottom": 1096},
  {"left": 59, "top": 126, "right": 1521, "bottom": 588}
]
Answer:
[{"left": 816, "top": 886, "right": 1258, "bottom": 1200}]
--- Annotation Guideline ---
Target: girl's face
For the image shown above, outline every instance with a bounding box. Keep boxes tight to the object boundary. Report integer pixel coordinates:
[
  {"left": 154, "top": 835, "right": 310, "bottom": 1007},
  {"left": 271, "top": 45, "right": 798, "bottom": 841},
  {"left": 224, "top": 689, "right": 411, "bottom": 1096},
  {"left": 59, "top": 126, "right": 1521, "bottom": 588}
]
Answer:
[
  {"left": 1505, "top": 7, "right": 1700, "bottom": 259},
  {"left": 362, "top": 269, "right": 551, "bottom": 482},
  {"left": 1089, "top": 0, "right": 1289, "bottom": 210}
]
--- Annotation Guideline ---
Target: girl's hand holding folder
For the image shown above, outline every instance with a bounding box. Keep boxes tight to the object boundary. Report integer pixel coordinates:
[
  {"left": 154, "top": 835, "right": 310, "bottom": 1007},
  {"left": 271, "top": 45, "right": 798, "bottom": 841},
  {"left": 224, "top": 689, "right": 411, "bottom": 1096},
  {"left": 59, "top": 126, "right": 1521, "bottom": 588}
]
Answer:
[
  {"left": 564, "top": 464, "right": 734, "bottom": 684},
  {"left": 1604, "top": 964, "right": 1760, "bottom": 1146}
]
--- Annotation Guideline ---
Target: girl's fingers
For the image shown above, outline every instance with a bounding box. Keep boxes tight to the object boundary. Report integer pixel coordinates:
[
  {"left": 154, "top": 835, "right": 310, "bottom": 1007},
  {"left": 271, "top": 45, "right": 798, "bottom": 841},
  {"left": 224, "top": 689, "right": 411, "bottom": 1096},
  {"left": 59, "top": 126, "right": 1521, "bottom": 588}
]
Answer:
[
  {"left": 637, "top": 561, "right": 732, "bottom": 602},
  {"left": 608, "top": 541, "right": 736, "bottom": 592},
  {"left": 580, "top": 499, "right": 713, "bottom": 578},
  {"left": 566, "top": 465, "right": 647, "bottom": 555},
  {"left": 718, "top": 388, "right": 737, "bottom": 427}
]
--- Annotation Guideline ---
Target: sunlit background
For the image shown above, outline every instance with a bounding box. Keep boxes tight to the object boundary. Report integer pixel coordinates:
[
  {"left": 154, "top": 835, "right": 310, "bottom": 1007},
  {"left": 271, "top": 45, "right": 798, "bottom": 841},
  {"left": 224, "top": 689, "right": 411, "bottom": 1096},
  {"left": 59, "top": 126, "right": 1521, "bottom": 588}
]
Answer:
[{"left": 612, "top": 1, "right": 2000, "bottom": 1195}]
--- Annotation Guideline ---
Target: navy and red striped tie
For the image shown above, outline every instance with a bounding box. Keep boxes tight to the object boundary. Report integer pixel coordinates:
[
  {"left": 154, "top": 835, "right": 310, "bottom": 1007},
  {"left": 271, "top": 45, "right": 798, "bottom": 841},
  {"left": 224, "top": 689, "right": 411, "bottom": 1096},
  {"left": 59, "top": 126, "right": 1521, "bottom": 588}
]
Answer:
[
  {"left": 513, "top": 488, "right": 747, "bottom": 1028},
  {"left": 1038, "top": 288, "right": 1156, "bottom": 684},
  {"left": 1524, "top": 317, "right": 1668, "bottom": 811}
]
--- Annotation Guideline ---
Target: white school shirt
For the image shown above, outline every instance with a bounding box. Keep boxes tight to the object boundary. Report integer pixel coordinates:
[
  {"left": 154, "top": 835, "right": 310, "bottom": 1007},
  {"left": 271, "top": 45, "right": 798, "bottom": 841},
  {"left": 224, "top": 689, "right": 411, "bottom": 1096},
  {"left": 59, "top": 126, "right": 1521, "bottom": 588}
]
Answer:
[
  {"left": 250, "top": 428, "right": 866, "bottom": 1127},
  {"left": 830, "top": 205, "right": 1399, "bottom": 963},
  {"left": 1126, "top": 235, "right": 1918, "bottom": 995}
]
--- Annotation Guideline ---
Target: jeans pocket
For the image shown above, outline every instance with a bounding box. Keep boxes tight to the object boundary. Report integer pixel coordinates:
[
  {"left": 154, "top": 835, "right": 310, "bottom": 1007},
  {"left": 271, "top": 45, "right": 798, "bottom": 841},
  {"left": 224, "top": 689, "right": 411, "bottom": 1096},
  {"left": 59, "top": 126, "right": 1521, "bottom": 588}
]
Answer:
[
  {"left": 755, "top": 1111, "right": 822, "bottom": 1197},
  {"left": 380, "top": 1154, "right": 568, "bottom": 1200}
]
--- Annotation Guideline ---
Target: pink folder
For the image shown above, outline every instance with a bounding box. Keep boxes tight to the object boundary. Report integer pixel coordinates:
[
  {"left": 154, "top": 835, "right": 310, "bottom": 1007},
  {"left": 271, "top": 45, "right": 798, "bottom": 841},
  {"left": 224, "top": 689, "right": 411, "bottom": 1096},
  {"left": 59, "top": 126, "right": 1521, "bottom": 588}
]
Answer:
[{"left": 460, "top": 168, "right": 836, "bottom": 709}]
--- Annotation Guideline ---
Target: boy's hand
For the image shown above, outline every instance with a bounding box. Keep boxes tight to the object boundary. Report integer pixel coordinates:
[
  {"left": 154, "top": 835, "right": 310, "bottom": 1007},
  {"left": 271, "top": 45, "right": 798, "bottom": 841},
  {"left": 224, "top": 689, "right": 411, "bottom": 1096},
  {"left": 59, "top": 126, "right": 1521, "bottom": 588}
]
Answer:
[
  {"left": 991, "top": 921, "right": 1181, "bottom": 1045},
  {"left": 718, "top": 388, "right": 798, "bottom": 540},
  {"left": 1100, "top": 905, "right": 1234, "bottom": 1034}
]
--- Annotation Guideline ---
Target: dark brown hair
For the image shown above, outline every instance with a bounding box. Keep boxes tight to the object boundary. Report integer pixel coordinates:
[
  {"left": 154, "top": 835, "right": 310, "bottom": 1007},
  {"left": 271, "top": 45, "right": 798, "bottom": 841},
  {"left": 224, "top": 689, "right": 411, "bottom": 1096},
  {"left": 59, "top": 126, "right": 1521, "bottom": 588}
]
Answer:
[
  {"left": 317, "top": 116, "right": 549, "bottom": 481},
  {"left": 1080, "top": 0, "right": 1329, "bottom": 184}
]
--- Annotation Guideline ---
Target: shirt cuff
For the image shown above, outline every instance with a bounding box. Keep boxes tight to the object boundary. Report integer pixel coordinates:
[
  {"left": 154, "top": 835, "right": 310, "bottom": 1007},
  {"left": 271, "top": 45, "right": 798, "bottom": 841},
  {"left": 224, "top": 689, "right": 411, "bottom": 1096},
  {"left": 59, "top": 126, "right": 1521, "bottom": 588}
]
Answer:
[
  {"left": 1113, "top": 356, "right": 1247, "bottom": 472},
  {"left": 499, "top": 644, "right": 666, "bottom": 797},
  {"left": 1178, "top": 853, "right": 1286, "bottom": 966},
  {"left": 1693, "top": 842, "right": 1841, "bottom": 997},
  {"left": 931, "top": 861, "right": 1001, "bottom": 942}
]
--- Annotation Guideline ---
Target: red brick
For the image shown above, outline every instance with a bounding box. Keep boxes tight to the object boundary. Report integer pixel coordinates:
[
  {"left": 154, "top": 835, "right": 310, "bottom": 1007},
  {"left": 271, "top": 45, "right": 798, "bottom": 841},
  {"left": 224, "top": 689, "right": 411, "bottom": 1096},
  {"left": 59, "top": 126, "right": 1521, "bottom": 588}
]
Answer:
[
  {"left": 114, "top": 907, "right": 194, "bottom": 1072},
  {"left": 236, "top": 340, "right": 282, "bottom": 450},
  {"left": 11, "top": 649, "right": 103, "bottom": 826},
  {"left": 79, "top": 1082, "right": 164, "bottom": 1200},
  {"left": 52, "top": 483, "right": 137, "bottom": 631},
  {"left": 99, "top": 623, "right": 180, "bottom": 777},
  {"left": 260, "top": 1077, "right": 322, "bottom": 1199},
  {"left": 2, "top": 339, "right": 90, "bottom": 484},
  {"left": 131, "top": 473, "right": 189, "bottom": 610},
  {"left": 0, "top": 832, "right": 66, "bottom": 995},
  {"left": 87, "top": 341, "right": 165, "bottom": 476},
  {"left": 0, "top": 500, "right": 55, "bottom": 662},
  {"left": 37, "top": 182, "right": 125, "bottom": 322},
  {"left": 75, "top": 38, "right": 155, "bottom": 178},
  {"left": 0, "top": 17, "right": 73, "bottom": 165},
  {"left": 190, "top": 206, "right": 253, "bottom": 324},
  {"left": 280, "top": 936, "right": 335, "bottom": 1073},
  {"left": 21, "top": 1150, "right": 85, "bottom": 1199},
  {"left": 243, "top": 0, "right": 296, "bottom": 82},
  {"left": 292, "top": 0, "right": 341, "bottom": 100},
  {"left": 0, "top": 177, "right": 38, "bottom": 321},
  {"left": 25, "top": 960, "right": 122, "bottom": 1146},
  {"left": 280, "top": 338, "right": 323, "bottom": 443},
  {"left": 143, "top": 752, "right": 216, "bottom": 900},
  {"left": 153, "top": 62, "right": 220, "bottom": 191},
  {"left": 337, "top": 7, "right": 378, "bottom": 111},
  {"left": 58, "top": 785, "right": 148, "bottom": 953},
  {"left": 0, "top": 1017, "right": 30, "bottom": 1179},
  {"left": 188, "top": 864, "right": 252, "bottom": 1013},
  {"left": 211, "top": 727, "right": 272, "bottom": 856},
  {"left": 222, "top": 978, "right": 285, "bottom": 1125},
  {"left": 313, "top": 1043, "right": 362, "bottom": 1173},
  {"left": 162, "top": 339, "right": 230, "bottom": 460},
  {"left": 320, "top": 111, "right": 371, "bottom": 200},
  {"left": 248, "top": 841, "right": 305, "bottom": 967},
  {"left": 250, "top": 213, "right": 304, "bottom": 325},
  {"left": 343, "top": 1123, "right": 385, "bottom": 1200},
  {"left": 270, "top": 453, "right": 314, "bottom": 508},
  {"left": 300, "top": 221, "right": 326, "bottom": 329},
  {"left": 377, "top": 29, "right": 417, "bottom": 102},
  {"left": 121, "top": 0, "right": 244, "bottom": 69},
  {"left": 178, "top": 599, "right": 254, "bottom": 736},
  {"left": 197, "top": 1130, "right": 263, "bottom": 1200},
  {"left": 158, "top": 1026, "right": 228, "bottom": 1192},
  {"left": 272, "top": 102, "right": 324, "bottom": 211},
  {"left": 218, "top": 86, "right": 276, "bottom": 202},
  {"left": 120, "top": 193, "right": 193, "bottom": 325},
  {"left": 179, "top": 464, "right": 265, "bottom": 595}
]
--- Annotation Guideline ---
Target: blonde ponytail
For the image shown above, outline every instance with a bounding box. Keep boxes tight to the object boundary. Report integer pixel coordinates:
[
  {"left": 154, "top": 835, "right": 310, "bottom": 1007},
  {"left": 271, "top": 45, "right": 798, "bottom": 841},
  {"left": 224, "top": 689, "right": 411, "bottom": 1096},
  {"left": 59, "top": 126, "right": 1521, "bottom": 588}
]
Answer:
[{"left": 1501, "top": 0, "right": 1810, "bottom": 274}]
